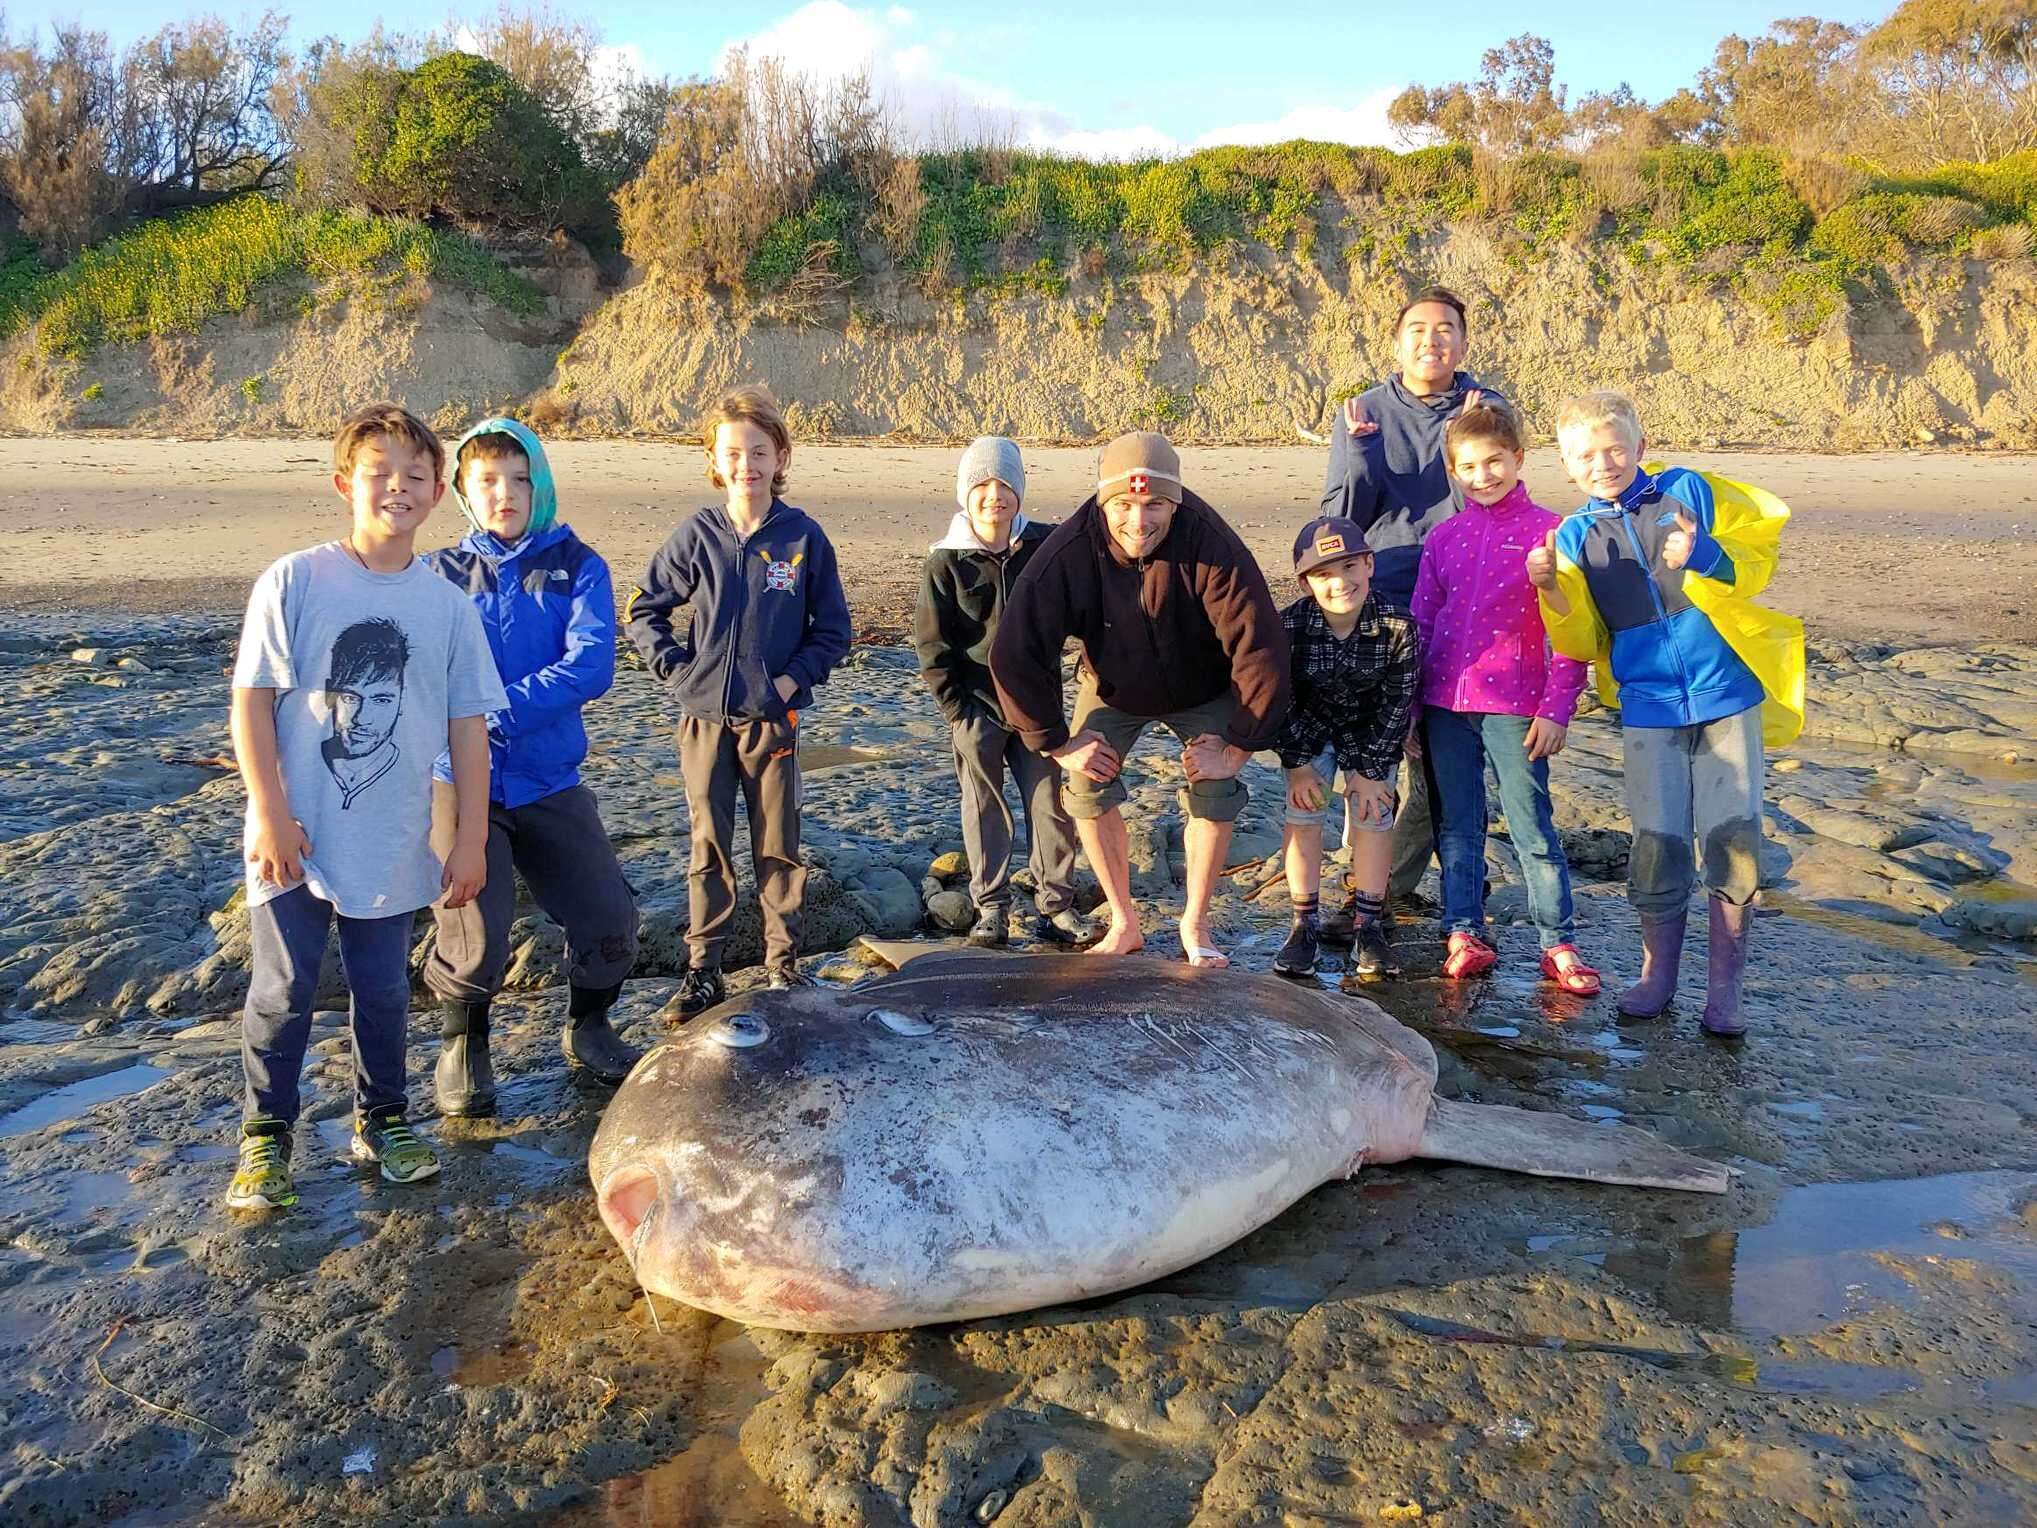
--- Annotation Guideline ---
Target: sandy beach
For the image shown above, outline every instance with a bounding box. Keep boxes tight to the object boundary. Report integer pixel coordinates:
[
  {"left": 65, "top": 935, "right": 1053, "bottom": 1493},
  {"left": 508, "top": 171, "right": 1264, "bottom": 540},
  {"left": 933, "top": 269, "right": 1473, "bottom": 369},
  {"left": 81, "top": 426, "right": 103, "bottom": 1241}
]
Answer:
[{"left": 1, "top": 439, "right": 2031, "bottom": 645}]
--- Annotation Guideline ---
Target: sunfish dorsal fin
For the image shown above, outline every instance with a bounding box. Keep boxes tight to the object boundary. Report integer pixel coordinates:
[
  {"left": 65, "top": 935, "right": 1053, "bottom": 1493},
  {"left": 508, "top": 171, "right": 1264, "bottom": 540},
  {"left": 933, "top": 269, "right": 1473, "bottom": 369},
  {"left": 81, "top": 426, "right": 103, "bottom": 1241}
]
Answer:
[
  {"left": 856, "top": 937, "right": 969, "bottom": 971},
  {"left": 1419, "top": 1098, "right": 1732, "bottom": 1195}
]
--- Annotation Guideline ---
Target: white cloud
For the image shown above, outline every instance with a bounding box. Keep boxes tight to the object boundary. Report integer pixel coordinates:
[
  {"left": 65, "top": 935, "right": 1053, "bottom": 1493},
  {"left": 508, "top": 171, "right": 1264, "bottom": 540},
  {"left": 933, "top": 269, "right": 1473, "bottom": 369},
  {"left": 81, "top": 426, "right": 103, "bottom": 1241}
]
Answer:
[
  {"left": 1189, "top": 88, "right": 1405, "bottom": 151},
  {"left": 723, "top": 3, "right": 1405, "bottom": 159},
  {"left": 592, "top": 41, "right": 650, "bottom": 95}
]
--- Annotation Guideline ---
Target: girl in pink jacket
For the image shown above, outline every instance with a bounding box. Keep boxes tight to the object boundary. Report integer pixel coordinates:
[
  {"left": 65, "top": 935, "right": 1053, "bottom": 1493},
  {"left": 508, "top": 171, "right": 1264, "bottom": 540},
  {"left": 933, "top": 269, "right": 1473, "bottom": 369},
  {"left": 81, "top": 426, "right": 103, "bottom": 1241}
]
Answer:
[{"left": 1411, "top": 400, "right": 1598, "bottom": 992}]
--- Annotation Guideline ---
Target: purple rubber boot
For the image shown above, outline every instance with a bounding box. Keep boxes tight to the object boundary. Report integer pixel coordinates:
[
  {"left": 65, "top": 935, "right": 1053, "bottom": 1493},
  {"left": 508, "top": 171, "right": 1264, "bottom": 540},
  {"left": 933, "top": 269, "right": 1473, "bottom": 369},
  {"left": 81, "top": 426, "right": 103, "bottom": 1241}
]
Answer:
[
  {"left": 1617, "top": 911, "right": 1686, "bottom": 1020},
  {"left": 1701, "top": 897, "right": 1752, "bottom": 1038}
]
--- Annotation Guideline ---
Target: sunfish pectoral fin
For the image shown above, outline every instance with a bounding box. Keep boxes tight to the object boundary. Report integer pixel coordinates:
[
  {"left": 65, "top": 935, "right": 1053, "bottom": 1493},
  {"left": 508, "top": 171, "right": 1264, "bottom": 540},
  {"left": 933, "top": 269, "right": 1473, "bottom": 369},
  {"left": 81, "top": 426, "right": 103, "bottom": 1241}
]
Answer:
[{"left": 1417, "top": 1098, "right": 1733, "bottom": 1195}]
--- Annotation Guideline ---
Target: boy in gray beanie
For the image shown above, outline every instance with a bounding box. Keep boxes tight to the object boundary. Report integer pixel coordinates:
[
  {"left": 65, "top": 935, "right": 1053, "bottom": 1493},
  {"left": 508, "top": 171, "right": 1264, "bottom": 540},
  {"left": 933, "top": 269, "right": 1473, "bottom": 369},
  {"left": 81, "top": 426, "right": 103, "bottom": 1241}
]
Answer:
[{"left": 913, "top": 437, "right": 1094, "bottom": 947}]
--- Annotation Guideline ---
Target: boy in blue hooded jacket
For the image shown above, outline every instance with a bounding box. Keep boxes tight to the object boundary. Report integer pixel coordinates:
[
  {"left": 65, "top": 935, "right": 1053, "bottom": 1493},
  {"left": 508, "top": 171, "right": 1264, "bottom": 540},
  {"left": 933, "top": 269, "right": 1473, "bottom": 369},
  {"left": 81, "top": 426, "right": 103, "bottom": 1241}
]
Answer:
[
  {"left": 625, "top": 385, "right": 852, "bottom": 1018},
  {"left": 424, "top": 418, "right": 641, "bottom": 1114},
  {"left": 1529, "top": 391, "right": 1803, "bottom": 1039}
]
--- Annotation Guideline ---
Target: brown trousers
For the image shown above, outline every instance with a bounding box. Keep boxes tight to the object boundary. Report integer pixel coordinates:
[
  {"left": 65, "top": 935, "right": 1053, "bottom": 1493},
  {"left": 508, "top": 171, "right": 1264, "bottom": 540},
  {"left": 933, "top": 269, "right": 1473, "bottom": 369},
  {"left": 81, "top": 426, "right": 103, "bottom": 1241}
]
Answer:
[{"left": 679, "top": 713, "right": 804, "bottom": 970}]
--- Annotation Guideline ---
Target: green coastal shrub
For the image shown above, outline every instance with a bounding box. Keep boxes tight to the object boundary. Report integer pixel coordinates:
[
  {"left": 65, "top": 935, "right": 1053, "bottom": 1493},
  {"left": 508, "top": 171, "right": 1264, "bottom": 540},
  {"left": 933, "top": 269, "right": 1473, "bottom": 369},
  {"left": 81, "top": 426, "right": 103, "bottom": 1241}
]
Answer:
[
  {"left": 11, "top": 197, "right": 541, "bottom": 358},
  {"left": 1811, "top": 192, "right": 1987, "bottom": 273},
  {"left": 324, "top": 52, "right": 602, "bottom": 232},
  {"left": 1641, "top": 148, "right": 1812, "bottom": 261}
]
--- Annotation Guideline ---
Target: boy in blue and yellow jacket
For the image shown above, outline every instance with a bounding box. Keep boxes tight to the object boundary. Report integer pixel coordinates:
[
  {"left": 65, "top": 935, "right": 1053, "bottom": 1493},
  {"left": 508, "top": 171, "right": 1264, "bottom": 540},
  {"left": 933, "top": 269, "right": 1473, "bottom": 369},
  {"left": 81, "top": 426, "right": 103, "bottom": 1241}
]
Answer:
[
  {"left": 1529, "top": 390, "right": 1804, "bottom": 1039},
  {"left": 625, "top": 386, "right": 852, "bottom": 1018},
  {"left": 425, "top": 418, "right": 641, "bottom": 1115}
]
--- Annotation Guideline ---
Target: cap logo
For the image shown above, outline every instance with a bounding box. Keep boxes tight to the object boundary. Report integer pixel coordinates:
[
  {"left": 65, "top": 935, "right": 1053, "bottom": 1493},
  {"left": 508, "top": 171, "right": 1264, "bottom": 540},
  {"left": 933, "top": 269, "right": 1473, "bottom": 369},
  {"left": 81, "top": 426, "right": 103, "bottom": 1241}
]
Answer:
[
  {"left": 1128, "top": 471, "right": 1149, "bottom": 495},
  {"left": 1314, "top": 533, "right": 1346, "bottom": 557}
]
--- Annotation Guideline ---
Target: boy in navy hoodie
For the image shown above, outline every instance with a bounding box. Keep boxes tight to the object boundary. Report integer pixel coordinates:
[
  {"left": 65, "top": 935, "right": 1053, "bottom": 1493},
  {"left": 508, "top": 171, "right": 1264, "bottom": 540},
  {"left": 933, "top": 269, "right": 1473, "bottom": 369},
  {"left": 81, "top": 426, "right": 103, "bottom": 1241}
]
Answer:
[
  {"left": 626, "top": 385, "right": 853, "bottom": 1017},
  {"left": 425, "top": 418, "right": 641, "bottom": 1115},
  {"left": 1320, "top": 286, "right": 1507, "bottom": 925}
]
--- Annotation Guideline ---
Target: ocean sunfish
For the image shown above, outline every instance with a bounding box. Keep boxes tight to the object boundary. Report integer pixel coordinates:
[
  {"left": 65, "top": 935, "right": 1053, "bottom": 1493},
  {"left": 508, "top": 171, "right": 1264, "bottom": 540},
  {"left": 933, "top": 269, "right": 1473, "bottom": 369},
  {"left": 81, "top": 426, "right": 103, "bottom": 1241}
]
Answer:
[{"left": 589, "top": 950, "right": 1728, "bottom": 1333}]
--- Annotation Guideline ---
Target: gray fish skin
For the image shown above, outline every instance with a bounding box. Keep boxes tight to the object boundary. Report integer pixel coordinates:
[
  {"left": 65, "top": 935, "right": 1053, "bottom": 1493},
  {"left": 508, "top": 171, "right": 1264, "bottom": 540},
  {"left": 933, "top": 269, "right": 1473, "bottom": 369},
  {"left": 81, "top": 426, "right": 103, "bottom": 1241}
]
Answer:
[{"left": 589, "top": 952, "right": 1436, "bottom": 1332}]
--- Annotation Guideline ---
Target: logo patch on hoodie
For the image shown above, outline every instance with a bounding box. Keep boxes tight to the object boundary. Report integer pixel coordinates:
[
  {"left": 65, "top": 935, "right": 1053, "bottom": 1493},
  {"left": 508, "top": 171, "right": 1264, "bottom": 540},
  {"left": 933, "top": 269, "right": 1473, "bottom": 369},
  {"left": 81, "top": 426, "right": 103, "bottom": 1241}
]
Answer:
[{"left": 759, "top": 548, "right": 803, "bottom": 593}]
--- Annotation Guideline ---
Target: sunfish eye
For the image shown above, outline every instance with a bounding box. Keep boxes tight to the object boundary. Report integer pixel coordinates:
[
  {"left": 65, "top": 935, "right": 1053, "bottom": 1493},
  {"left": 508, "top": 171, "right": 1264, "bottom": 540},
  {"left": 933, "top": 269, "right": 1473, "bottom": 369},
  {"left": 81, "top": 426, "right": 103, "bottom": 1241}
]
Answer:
[
  {"left": 707, "top": 1013, "right": 770, "bottom": 1048},
  {"left": 867, "top": 1008, "right": 935, "bottom": 1036}
]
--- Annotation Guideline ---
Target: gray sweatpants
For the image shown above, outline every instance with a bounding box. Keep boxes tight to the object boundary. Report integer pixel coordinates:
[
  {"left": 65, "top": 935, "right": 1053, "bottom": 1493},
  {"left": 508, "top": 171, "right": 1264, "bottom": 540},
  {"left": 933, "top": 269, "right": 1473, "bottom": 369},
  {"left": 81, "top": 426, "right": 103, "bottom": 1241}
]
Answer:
[
  {"left": 679, "top": 713, "right": 804, "bottom": 970},
  {"left": 1622, "top": 705, "right": 1765, "bottom": 915},
  {"left": 951, "top": 709, "right": 1077, "bottom": 915},
  {"left": 426, "top": 782, "right": 639, "bottom": 1003},
  {"left": 1386, "top": 745, "right": 1437, "bottom": 900}
]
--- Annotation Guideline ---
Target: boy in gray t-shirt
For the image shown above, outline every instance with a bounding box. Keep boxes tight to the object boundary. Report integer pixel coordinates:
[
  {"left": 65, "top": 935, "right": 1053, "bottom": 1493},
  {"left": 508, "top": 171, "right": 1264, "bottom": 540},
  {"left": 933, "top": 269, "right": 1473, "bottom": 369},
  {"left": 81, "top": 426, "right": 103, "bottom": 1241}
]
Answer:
[{"left": 226, "top": 403, "right": 506, "bottom": 1212}]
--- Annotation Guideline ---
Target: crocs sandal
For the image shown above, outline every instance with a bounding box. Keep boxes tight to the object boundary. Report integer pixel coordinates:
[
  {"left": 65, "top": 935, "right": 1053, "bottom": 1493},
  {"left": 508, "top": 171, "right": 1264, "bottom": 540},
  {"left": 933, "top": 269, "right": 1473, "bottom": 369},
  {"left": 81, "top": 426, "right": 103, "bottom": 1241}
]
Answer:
[
  {"left": 1442, "top": 931, "right": 1497, "bottom": 980},
  {"left": 1539, "top": 943, "right": 1602, "bottom": 996}
]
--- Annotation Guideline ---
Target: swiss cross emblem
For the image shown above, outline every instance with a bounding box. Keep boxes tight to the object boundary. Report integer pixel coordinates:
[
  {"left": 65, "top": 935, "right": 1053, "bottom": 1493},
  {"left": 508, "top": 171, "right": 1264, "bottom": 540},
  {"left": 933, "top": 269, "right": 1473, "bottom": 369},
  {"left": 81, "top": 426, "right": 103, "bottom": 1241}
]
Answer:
[
  {"left": 1315, "top": 532, "right": 1346, "bottom": 557},
  {"left": 759, "top": 548, "right": 803, "bottom": 592},
  {"left": 1128, "top": 471, "right": 1149, "bottom": 495}
]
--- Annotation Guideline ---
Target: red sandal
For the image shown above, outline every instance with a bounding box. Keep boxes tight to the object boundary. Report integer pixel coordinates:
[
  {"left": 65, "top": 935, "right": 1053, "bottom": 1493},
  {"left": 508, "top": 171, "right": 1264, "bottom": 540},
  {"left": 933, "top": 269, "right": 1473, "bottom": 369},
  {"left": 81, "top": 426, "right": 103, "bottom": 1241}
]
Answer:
[
  {"left": 1539, "top": 943, "right": 1602, "bottom": 996},
  {"left": 1442, "top": 931, "right": 1497, "bottom": 980}
]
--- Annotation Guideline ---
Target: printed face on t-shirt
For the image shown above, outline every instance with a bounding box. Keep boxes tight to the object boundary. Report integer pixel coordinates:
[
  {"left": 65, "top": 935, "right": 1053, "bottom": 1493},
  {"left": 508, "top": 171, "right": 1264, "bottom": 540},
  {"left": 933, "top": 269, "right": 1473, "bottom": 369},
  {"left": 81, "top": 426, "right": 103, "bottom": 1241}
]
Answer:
[
  {"left": 329, "top": 671, "right": 404, "bottom": 757},
  {"left": 320, "top": 616, "right": 413, "bottom": 785}
]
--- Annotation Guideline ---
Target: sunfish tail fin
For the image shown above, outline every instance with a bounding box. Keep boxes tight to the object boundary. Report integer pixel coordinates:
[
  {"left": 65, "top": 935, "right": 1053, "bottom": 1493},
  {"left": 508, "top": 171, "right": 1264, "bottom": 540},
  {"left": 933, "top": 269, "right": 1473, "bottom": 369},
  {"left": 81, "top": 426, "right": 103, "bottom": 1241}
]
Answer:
[{"left": 1418, "top": 1098, "right": 1732, "bottom": 1195}]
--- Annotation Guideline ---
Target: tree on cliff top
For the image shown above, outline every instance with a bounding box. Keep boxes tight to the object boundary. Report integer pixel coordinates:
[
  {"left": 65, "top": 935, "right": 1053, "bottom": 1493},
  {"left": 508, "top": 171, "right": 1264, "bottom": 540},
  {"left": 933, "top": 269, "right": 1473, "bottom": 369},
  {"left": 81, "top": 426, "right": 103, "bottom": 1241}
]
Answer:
[
  {"left": 291, "top": 50, "right": 602, "bottom": 234},
  {"left": 0, "top": 14, "right": 289, "bottom": 259},
  {"left": 1388, "top": 34, "right": 1571, "bottom": 153},
  {"left": 1858, "top": 0, "right": 2037, "bottom": 163},
  {"left": 618, "top": 50, "right": 884, "bottom": 293}
]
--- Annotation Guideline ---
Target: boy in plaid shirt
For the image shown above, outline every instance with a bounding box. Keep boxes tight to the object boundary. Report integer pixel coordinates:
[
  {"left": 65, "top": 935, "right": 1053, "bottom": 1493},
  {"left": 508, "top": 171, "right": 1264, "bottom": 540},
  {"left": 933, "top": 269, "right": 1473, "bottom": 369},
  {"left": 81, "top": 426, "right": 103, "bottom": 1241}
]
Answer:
[{"left": 1273, "top": 516, "right": 1421, "bottom": 983}]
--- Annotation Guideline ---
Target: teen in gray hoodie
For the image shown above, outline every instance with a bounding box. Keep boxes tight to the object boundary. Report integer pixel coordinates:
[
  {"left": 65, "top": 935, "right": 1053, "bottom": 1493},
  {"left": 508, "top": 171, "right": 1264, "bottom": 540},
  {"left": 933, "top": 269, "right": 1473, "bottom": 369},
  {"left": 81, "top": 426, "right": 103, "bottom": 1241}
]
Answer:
[
  {"left": 913, "top": 437, "right": 1093, "bottom": 947},
  {"left": 1319, "top": 286, "right": 1507, "bottom": 922}
]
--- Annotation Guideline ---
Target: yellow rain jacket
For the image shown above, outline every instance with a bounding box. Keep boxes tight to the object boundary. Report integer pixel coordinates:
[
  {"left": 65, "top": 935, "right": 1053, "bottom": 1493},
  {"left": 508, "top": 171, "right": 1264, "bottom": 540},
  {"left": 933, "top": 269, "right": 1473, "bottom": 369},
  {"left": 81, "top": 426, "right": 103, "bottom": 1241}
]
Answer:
[{"left": 1539, "top": 465, "right": 1805, "bottom": 748}]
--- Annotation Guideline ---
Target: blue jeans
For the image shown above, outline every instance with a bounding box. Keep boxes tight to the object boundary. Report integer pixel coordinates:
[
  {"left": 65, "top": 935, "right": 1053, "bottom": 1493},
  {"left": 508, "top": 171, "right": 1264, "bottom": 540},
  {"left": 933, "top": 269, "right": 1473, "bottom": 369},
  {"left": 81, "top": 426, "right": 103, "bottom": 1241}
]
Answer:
[
  {"left": 1425, "top": 709, "right": 1575, "bottom": 948},
  {"left": 241, "top": 884, "right": 416, "bottom": 1125}
]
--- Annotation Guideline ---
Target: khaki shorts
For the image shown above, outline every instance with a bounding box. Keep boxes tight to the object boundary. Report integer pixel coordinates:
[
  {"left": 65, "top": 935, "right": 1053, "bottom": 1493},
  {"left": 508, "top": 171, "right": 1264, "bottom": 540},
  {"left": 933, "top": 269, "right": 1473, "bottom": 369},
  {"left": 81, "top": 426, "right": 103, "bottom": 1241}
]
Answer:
[
  {"left": 1061, "top": 678, "right": 1248, "bottom": 823},
  {"left": 1283, "top": 746, "right": 1397, "bottom": 832}
]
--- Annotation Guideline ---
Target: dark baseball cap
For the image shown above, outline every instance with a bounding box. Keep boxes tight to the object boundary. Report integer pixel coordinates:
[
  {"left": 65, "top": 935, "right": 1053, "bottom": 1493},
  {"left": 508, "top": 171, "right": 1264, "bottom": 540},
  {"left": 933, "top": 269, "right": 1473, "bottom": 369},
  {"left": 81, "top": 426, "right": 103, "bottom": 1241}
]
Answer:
[{"left": 1292, "top": 516, "right": 1373, "bottom": 577}]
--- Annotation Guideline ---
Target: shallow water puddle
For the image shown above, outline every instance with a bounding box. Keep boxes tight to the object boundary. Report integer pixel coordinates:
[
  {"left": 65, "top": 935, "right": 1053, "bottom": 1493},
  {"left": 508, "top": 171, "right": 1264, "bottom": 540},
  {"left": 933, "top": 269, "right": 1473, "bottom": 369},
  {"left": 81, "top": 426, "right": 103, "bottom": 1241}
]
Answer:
[
  {"left": 432, "top": 1339, "right": 535, "bottom": 1388},
  {"left": 0, "top": 1063, "right": 170, "bottom": 1138},
  {"left": 1702, "top": 1169, "right": 2037, "bottom": 1337},
  {"left": 557, "top": 1326, "right": 791, "bottom": 1526},
  {"left": 1523, "top": 1169, "right": 2037, "bottom": 1403},
  {"left": 800, "top": 743, "right": 889, "bottom": 773}
]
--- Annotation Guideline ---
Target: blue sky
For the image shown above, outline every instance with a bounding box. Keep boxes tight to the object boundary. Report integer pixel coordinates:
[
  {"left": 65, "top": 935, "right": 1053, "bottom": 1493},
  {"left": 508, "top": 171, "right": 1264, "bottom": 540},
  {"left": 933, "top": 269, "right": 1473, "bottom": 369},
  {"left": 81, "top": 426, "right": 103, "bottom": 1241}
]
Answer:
[{"left": 53, "top": 1, "right": 1896, "bottom": 153}]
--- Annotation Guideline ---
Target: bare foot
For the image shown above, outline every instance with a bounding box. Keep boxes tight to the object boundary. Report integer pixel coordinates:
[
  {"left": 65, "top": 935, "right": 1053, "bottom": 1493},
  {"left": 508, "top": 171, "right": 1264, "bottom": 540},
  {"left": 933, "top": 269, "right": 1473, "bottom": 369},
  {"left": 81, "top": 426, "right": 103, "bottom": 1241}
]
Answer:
[
  {"left": 1179, "top": 924, "right": 1229, "bottom": 968},
  {"left": 1087, "top": 918, "right": 1145, "bottom": 956}
]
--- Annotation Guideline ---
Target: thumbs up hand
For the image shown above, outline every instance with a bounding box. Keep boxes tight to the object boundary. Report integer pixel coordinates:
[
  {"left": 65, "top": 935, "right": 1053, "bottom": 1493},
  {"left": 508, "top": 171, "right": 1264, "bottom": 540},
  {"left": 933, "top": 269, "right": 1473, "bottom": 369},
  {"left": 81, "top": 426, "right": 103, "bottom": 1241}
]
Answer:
[
  {"left": 1663, "top": 508, "right": 1697, "bottom": 571},
  {"left": 1343, "top": 398, "right": 1379, "bottom": 437},
  {"left": 1526, "top": 527, "right": 1559, "bottom": 590}
]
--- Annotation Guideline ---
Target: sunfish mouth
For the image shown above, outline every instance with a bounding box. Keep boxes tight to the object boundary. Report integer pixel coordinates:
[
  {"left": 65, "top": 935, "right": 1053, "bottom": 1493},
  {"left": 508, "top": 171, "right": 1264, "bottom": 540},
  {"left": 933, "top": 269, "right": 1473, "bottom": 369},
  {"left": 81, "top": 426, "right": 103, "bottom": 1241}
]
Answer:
[{"left": 596, "top": 1163, "right": 662, "bottom": 1260}]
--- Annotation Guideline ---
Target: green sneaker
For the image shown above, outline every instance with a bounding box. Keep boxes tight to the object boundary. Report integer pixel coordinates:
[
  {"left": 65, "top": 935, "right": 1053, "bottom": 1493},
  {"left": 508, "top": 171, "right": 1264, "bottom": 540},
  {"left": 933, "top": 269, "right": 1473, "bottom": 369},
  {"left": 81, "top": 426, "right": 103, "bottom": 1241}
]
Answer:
[
  {"left": 350, "top": 1107, "right": 440, "bottom": 1185},
  {"left": 227, "top": 1119, "right": 298, "bottom": 1210}
]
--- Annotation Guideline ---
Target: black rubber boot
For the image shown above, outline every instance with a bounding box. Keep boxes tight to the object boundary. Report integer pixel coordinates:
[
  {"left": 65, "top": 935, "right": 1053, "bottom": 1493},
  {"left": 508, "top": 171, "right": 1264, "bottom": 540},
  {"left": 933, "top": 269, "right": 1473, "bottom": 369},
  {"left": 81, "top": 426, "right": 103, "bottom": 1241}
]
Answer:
[
  {"left": 563, "top": 982, "right": 639, "bottom": 1086},
  {"left": 434, "top": 999, "right": 496, "bottom": 1118}
]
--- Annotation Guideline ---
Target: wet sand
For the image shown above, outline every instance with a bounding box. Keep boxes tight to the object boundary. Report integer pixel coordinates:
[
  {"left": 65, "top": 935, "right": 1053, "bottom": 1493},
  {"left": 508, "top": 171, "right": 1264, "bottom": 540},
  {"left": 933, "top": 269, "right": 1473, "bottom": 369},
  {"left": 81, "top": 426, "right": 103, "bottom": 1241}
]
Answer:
[{"left": 1, "top": 439, "right": 2032, "bottom": 646}]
